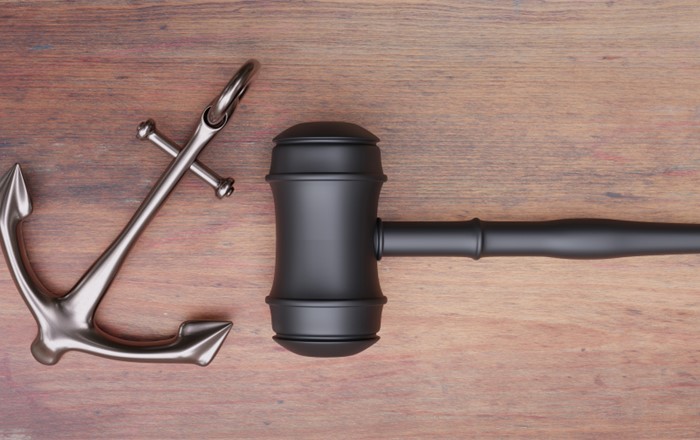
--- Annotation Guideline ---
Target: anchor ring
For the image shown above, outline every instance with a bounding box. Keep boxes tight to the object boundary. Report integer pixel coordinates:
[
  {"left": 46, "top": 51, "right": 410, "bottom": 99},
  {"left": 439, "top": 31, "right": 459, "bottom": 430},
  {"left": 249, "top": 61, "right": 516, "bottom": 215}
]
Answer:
[{"left": 205, "top": 59, "right": 260, "bottom": 128}]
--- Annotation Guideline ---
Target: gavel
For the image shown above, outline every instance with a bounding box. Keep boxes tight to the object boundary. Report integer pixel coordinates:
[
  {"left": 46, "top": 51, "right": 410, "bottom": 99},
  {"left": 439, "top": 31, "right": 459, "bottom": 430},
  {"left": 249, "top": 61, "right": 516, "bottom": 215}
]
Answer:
[{"left": 266, "top": 121, "right": 700, "bottom": 357}]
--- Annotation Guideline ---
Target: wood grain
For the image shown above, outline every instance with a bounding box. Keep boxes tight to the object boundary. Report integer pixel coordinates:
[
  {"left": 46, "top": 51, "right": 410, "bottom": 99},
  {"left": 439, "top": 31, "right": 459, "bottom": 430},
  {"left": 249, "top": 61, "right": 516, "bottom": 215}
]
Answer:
[{"left": 1, "top": 1, "right": 699, "bottom": 438}]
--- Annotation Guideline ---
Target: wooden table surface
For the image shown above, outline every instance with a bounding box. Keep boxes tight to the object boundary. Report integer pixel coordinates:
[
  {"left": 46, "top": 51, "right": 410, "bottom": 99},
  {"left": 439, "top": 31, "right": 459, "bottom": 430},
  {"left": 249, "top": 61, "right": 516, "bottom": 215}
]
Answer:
[{"left": 1, "top": 1, "right": 699, "bottom": 438}]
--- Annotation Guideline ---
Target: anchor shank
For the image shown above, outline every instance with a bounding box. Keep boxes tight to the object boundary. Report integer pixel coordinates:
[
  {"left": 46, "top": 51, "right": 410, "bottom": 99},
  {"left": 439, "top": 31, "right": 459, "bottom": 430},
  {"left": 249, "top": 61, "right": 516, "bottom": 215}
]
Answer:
[{"left": 66, "top": 112, "right": 224, "bottom": 319}]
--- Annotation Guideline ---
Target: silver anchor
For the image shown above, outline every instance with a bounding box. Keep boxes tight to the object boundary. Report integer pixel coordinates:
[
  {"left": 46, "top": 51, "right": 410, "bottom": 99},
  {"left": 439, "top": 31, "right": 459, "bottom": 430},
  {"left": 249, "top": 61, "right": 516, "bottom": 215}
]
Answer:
[{"left": 0, "top": 59, "right": 260, "bottom": 365}]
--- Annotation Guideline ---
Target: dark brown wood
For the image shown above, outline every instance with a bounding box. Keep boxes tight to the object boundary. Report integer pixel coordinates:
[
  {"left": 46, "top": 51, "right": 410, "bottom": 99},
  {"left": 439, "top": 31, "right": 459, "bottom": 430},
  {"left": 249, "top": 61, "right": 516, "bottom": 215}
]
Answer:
[{"left": 1, "top": 1, "right": 699, "bottom": 438}]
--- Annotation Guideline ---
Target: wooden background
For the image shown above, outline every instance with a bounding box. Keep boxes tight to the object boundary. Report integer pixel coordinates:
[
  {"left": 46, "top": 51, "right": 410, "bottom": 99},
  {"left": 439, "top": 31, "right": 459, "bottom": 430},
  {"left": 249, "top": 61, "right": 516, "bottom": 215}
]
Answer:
[{"left": 1, "top": 1, "right": 699, "bottom": 438}]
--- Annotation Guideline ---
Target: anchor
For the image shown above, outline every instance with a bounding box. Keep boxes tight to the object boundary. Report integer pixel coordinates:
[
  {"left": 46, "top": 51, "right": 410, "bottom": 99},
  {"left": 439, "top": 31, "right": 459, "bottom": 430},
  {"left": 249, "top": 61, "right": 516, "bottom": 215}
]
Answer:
[{"left": 0, "top": 60, "right": 260, "bottom": 365}]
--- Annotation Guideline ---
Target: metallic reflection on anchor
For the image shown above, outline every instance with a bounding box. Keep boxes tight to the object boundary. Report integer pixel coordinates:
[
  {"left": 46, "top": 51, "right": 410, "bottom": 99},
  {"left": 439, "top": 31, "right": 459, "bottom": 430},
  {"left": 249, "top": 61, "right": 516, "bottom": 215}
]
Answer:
[{"left": 0, "top": 60, "right": 260, "bottom": 365}]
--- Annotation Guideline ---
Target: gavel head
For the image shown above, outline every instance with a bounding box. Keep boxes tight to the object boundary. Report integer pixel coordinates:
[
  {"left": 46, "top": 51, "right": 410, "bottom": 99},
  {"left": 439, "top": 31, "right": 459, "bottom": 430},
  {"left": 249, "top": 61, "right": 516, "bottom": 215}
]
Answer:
[{"left": 266, "top": 122, "right": 387, "bottom": 357}]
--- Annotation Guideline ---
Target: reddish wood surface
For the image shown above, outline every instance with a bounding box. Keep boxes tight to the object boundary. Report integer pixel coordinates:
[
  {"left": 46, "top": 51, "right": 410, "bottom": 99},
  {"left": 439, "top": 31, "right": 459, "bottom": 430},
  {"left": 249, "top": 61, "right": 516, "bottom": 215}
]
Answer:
[{"left": 1, "top": 1, "right": 699, "bottom": 438}]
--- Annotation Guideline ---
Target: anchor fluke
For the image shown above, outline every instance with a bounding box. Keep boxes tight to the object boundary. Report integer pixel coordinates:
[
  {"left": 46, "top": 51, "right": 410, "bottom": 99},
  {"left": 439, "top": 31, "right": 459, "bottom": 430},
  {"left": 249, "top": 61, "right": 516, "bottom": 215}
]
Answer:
[
  {"left": 177, "top": 321, "right": 235, "bottom": 366},
  {"left": 0, "top": 164, "right": 32, "bottom": 221}
]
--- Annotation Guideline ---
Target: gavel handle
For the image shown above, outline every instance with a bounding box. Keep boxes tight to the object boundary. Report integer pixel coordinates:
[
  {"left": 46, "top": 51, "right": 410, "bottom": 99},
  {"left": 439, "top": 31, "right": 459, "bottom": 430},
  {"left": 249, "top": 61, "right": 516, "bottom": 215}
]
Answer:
[{"left": 376, "top": 219, "right": 700, "bottom": 259}]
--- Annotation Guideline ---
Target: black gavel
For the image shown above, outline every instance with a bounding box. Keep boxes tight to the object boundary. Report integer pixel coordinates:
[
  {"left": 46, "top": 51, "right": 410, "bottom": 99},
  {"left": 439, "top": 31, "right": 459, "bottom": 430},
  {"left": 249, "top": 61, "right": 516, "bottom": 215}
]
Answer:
[{"left": 266, "top": 122, "right": 700, "bottom": 357}]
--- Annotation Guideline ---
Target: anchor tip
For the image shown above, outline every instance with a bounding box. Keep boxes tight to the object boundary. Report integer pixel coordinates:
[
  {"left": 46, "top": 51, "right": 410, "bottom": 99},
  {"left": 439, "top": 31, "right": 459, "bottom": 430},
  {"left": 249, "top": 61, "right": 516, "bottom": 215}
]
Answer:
[
  {"left": 0, "top": 163, "right": 31, "bottom": 218},
  {"left": 179, "top": 320, "right": 233, "bottom": 366}
]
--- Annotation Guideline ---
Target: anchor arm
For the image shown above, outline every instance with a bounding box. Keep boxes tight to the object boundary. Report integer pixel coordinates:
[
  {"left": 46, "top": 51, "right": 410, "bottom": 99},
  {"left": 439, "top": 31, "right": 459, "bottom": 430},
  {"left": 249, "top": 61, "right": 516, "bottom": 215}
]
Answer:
[
  {"left": 31, "top": 320, "right": 233, "bottom": 366},
  {"left": 87, "top": 321, "right": 234, "bottom": 366},
  {"left": 0, "top": 165, "right": 53, "bottom": 322}
]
